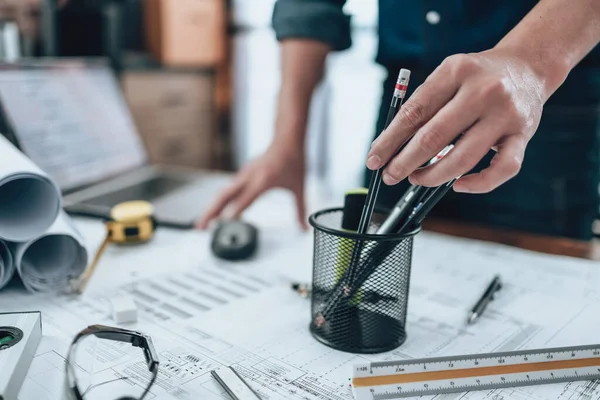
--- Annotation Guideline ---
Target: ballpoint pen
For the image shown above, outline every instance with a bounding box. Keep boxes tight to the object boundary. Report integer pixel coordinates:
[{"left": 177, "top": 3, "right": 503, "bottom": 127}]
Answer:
[{"left": 467, "top": 274, "right": 503, "bottom": 324}]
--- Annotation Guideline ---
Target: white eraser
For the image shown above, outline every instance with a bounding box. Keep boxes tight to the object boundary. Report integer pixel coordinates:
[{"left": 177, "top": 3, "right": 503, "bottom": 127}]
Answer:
[
  {"left": 399, "top": 68, "right": 411, "bottom": 81},
  {"left": 110, "top": 295, "right": 138, "bottom": 324}
]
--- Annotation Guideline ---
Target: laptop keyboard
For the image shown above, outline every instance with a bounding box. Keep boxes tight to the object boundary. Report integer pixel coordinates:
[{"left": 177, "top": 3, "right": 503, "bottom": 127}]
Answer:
[{"left": 84, "top": 175, "right": 190, "bottom": 207}]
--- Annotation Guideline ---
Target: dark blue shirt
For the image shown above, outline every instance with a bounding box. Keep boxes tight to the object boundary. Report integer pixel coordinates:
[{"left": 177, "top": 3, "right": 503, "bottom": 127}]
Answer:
[
  {"left": 271, "top": 0, "right": 600, "bottom": 71},
  {"left": 271, "top": 0, "right": 600, "bottom": 241}
]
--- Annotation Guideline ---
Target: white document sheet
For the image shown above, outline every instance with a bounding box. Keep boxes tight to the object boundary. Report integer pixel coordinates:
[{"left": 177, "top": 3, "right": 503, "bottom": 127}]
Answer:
[
  {"left": 11, "top": 210, "right": 88, "bottom": 293},
  {"left": 1, "top": 230, "right": 599, "bottom": 400},
  {"left": 0, "top": 135, "right": 62, "bottom": 242}
]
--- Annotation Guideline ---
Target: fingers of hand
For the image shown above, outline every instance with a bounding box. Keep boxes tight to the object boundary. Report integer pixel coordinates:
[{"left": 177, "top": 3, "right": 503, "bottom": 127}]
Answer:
[
  {"left": 366, "top": 59, "right": 463, "bottom": 170},
  {"left": 375, "top": 53, "right": 523, "bottom": 187},
  {"left": 293, "top": 188, "right": 308, "bottom": 230},
  {"left": 196, "top": 180, "right": 245, "bottom": 229},
  {"left": 452, "top": 134, "right": 525, "bottom": 193},
  {"left": 230, "top": 181, "right": 264, "bottom": 219},
  {"left": 382, "top": 86, "right": 483, "bottom": 185},
  {"left": 408, "top": 117, "right": 501, "bottom": 187}
]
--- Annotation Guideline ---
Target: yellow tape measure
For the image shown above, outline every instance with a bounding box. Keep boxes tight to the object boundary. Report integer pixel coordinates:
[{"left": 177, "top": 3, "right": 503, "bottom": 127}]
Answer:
[{"left": 71, "top": 200, "right": 156, "bottom": 294}]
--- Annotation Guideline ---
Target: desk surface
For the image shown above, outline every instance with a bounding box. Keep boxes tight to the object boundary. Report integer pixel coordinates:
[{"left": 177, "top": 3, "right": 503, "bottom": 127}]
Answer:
[
  {"left": 2, "top": 188, "right": 600, "bottom": 400},
  {"left": 424, "top": 218, "right": 600, "bottom": 261}
]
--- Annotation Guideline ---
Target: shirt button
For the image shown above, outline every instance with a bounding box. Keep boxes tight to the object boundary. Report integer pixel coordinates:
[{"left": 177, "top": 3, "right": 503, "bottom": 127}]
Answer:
[{"left": 426, "top": 10, "right": 441, "bottom": 25}]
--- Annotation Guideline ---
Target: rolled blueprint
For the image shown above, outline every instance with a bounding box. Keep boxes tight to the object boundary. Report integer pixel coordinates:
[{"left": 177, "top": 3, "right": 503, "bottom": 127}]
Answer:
[
  {"left": 0, "top": 240, "right": 14, "bottom": 290},
  {"left": 0, "top": 135, "right": 62, "bottom": 242},
  {"left": 12, "top": 211, "right": 88, "bottom": 293}
]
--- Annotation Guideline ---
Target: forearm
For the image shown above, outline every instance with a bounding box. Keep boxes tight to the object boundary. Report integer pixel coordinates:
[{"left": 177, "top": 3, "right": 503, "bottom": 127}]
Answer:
[
  {"left": 272, "top": 39, "right": 331, "bottom": 151},
  {"left": 496, "top": 0, "right": 600, "bottom": 100}
]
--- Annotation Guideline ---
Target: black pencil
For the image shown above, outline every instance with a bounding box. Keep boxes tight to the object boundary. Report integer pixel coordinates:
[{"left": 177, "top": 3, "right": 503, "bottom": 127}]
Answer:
[
  {"left": 356, "top": 68, "right": 411, "bottom": 235},
  {"left": 314, "top": 68, "right": 411, "bottom": 328},
  {"left": 345, "top": 68, "right": 411, "bottom": 284}
]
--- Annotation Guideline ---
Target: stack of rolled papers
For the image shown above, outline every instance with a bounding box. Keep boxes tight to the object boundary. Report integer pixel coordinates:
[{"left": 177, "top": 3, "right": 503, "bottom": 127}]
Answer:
[
  {"left": 0, "top": 241, "right": 13, "bottom": 289},
  {"left": 0, "top": 135, "right": 88, "bottom": 292}
]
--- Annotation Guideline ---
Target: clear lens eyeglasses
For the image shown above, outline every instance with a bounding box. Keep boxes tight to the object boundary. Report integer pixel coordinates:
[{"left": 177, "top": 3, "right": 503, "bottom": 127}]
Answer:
[{"left": 64, "top": 324, "right": 159, "bottom": 400}]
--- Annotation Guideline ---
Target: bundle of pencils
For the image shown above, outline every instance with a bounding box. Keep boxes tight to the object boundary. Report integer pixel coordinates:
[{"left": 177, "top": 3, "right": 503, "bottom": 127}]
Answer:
[{"left": 314, "top": 68, "right": 459, "bottom": 329}]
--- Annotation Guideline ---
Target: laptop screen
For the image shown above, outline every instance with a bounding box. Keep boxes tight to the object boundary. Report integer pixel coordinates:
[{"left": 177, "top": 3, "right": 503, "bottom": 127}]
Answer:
[{"left": 0, "top": 60, "right": 148, "bottom": 192}]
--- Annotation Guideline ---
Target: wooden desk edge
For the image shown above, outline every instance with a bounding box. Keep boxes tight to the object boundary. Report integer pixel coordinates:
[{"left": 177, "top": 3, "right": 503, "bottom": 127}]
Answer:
[{"left": 422, "top": 218, "right": 600, "bottom": 261}]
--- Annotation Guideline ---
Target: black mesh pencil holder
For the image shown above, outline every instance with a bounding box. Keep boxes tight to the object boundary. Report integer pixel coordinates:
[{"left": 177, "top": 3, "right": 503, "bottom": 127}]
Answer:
[{"left": 308, "top": 207, "right": 420, "bottom": 354}]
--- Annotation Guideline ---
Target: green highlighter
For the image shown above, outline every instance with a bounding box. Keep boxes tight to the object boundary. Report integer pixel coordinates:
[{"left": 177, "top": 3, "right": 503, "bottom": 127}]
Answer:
[{"left": 336, "top": 188, "right": 369, "bottom": 305}]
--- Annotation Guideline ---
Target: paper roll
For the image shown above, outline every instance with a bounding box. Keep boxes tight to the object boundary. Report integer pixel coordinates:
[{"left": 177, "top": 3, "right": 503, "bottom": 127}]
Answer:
[
  {"left": 0, "top": 135, "right": 62, "bottom": 242},
  {"left": 0, "top": 240, "right": 14, "bottom": 290},
  {"left": 12, "top": 211, "right": 88, "bottom": 293}
]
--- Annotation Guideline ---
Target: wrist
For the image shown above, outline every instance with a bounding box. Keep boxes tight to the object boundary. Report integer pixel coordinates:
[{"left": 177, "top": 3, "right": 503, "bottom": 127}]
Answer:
[
  {"left": 270, "top": 130, "right": 305, "bottom": 159},
  {"left": 496, "top": 40, "right": 571, "bottom": 101},
  {"left": 273, "top": 100, "right": 309, "bottom": 152},
  {"left": 271, "top": 106, "right": 306, "bottom": 160},
  {"left": 493, "top": 7, "right": 578, "bottom": 102}
]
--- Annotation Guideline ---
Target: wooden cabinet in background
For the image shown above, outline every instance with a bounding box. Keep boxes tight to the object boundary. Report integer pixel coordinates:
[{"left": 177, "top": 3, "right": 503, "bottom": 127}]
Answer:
[
  {"left": 143, "top": 0, "right": 226, "bottom": 68},
  {"left": 121, "top": 70, "right": 217, "bottom": 169}
]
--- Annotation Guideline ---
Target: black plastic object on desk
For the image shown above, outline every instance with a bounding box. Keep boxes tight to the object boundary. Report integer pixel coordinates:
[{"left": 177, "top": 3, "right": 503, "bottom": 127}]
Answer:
[
  {"left": 308, "top": 208, "right": 420, "bottom": 354},
  {"left": 211, "top": 220, "right": 259, "bottom": 261}
]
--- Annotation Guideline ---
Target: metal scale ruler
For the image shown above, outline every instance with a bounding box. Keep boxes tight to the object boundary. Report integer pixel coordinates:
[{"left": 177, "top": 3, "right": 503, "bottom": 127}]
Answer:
[{"left": 351, "top": 344, "right": 600, "bottom": 399}]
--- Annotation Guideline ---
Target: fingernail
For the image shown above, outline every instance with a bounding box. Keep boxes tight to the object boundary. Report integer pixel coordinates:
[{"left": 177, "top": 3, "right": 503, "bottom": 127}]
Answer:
[
  {"left": 383, "top": 173, "right": 399, "bottom": 185},
  {"left": 453, "top": 183, "right": 471, "bottom": 193},
  {"left": 366, "top": 155, "right": 382, "bottom": 169}
]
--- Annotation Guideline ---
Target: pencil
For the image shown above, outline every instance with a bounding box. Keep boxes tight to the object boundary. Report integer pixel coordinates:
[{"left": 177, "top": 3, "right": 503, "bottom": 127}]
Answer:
[
  {"left": 314, "top": 68, "right": 411, "bottom": 327},
  {"left": 344, "top": 176, "right": 462, "bottom": 302},
  {"left": 357, "top": 69, "right": 411, "bottom": 235},
  {"left": 345, "top": 68, "right": 411, "bottom": 284}
]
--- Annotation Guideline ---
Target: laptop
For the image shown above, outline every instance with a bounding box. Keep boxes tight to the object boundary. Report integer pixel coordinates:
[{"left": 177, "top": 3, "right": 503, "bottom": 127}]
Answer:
[{"left": 0, "top": 58, "right": 231, "bottom": 228}]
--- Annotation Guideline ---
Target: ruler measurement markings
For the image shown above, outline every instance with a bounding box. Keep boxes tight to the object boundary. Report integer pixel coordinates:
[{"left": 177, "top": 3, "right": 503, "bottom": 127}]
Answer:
[
  {"left": 355, "top": 358, "right": 600, "bottom": 387},
  {"left": 363, "top": 371, "right": 600, "bottom": 400},
  {"left": 358, "top": 348, "right": 600, "bottom": 377},
  {"left": 359, "top": 346, "right": 600, "bottom": 372},
  {"left": 352, "top": 344, "right": 600, "bottom": 400}
]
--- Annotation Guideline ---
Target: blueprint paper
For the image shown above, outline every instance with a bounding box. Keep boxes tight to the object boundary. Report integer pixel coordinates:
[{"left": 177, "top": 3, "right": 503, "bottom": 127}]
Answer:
[
  {"left": 1, "top": 228, "right": 600, "bottom": 399},
  {"left": 0, "top": 134, "right": 62, "bottom": 242},
  {"left": 0, "top": 240, "right": 14, "bottom": 289},
  {"left": 11, "top": 211, "right": 87, "bottom": 293}
]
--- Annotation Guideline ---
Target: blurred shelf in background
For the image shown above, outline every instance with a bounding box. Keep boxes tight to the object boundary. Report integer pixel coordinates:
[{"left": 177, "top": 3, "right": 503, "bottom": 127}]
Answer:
[{"left": 34, "top": 0, "right": 234, "bottom": 171}]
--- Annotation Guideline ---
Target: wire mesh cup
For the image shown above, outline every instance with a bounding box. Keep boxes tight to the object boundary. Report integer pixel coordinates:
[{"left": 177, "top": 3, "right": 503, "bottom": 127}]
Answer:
[{"left": 308, "top": 207, "right": 420, "bottom": 354}]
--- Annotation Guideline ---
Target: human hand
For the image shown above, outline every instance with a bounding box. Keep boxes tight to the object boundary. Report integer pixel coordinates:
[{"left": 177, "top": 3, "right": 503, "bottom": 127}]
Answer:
[
  {"left": 196, "top": 144, "right": 308, "bottom": 230},
  {"left": 366, "top": 48, "right": 547, "bottom": 193}
]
